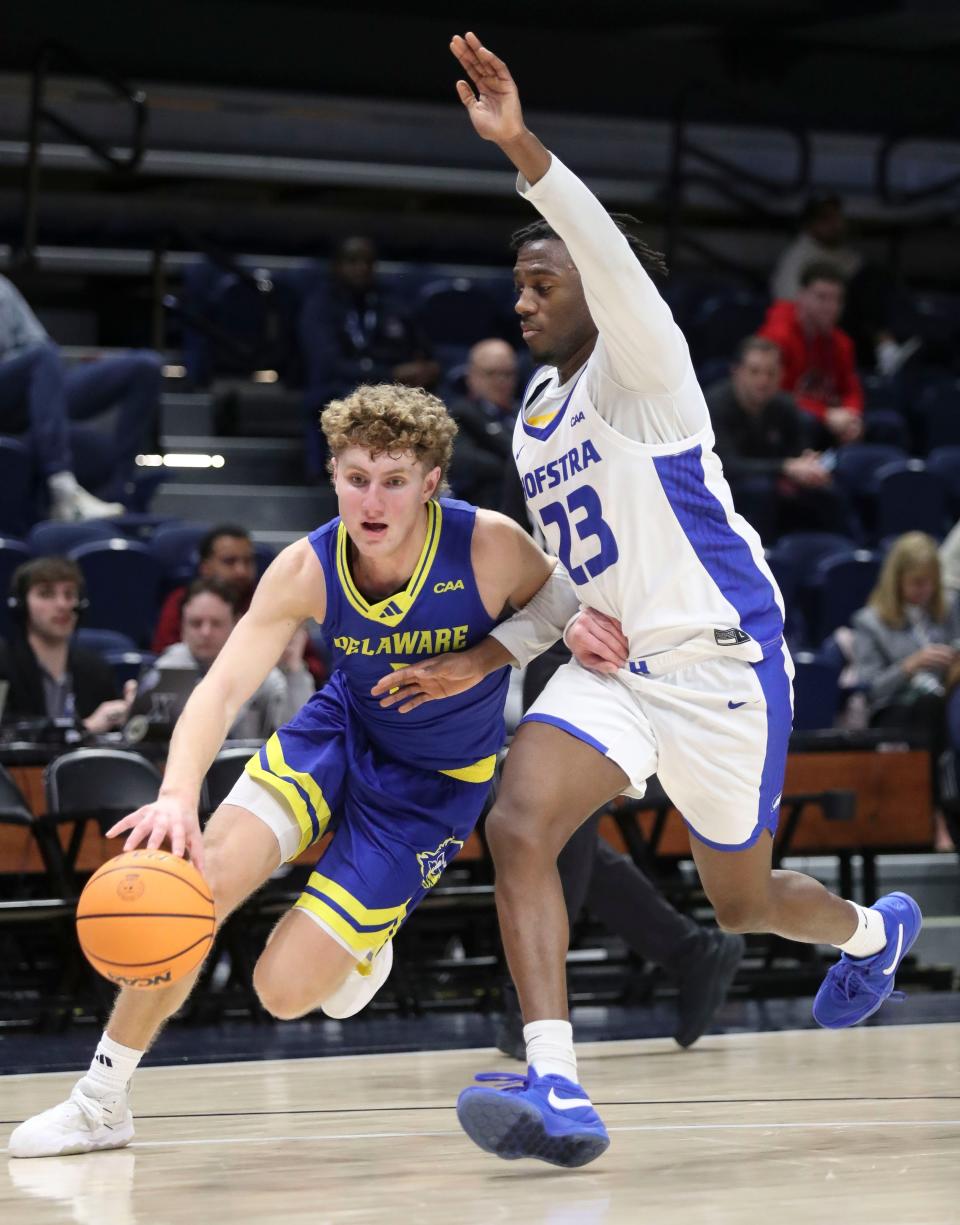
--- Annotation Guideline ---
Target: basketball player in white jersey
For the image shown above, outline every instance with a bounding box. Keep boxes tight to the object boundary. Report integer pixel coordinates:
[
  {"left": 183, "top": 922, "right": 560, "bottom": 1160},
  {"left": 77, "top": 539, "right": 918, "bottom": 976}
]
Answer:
[{"left": 373, "top": 32, "right": 923, "bottom": 1169}]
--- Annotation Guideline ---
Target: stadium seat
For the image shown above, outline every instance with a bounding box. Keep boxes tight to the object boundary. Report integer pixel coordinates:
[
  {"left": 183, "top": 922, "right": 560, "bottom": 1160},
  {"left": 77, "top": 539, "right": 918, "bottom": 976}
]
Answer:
[
  {"left": 792, "top": 650, "right": 842, "bottom": 731},
  {"left": 0, "top": 537, "right": 31, "bottom": 639},
  {"left": 148, "top": 523, "right": 206, "bottom": 586},
  {"left": 28, "top": 519, "right": 119, "bottom": 558},
  {"left": 105, "top": 649, "right": 156, "bottom": 687},
  {"left": 74, "top": 627, "right": 137, "bottom": 654},
  {"left": 833, "top": 443, "right": 906, "bottom": 498},
  {"left": 769, "top": 533, "right": 858, "bottom": 648},
  {"left": 873, "top": 460, "right": 949, "bottom": 540},
  {"left": 68, "top": 539, "right": 162, "bottom": 645},
  {"left": 0, "top": 438, "right": 35, "bottom": 537},
  {"left": 201, "top": 746, "right": 255, "bottom": 818},
  {"left": 925, "top": 447, "right": 960, "bottom": 517},
  {"left": 253, "top": 541, "right": 274, "bottom": 579},
  {"left": 916, "top": 383, "right": 960, "bottom": 452},
  {"left": 42, "top": 749, "right": 162, "bottom": 892},
  {"left": 414, "top": 278, "right": 508, "bottom": 370},
  {"left": 809, "top": 550, "right": 880, "bottom": 643},
  {"left": 686, "top": 289, "right": 768, "bottom": 364}
]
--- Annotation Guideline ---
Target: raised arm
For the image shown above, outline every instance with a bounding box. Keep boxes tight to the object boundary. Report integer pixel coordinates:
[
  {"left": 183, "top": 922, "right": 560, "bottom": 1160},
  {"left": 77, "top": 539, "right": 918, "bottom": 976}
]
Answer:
[
  {"left": 451, "top": 31, "right": 688, "bottom": 395},
  {"left": 108, "top": 538, "right": 326, "bottom": 867}
]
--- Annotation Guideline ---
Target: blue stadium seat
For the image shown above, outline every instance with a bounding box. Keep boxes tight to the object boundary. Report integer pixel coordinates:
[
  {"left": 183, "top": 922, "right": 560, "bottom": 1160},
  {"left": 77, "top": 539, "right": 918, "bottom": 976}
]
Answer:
[
  {"left": 253, "top": 541, "right": 274, "bottom": 579},
  {"left": 809, "top": 550, "right": 880, "bottom": 643},
  {"left": 0, "top": 438, "right": 35, "bottom": 537},
  {"left": 768, "top": 533, "right": 858, "bottom": 648},
  {"left": 414, "top": 278, "right": 508, "bottom": 370},
  {"left": 925, "top": 447, "right": 960, "bottom": 517},
  {"left": 148, "top": 523, "right": 206, "bottom": 585},
  {"left": 873, "top": 460, "right": 949, "bottom": 540},
  {"left": 764, "top": 550, "right": 801, "bottom": 646},
  {"left": 68, "top": 540, "right": 161, "bottom": 646},
  {"left": 833, "top": 443, "right": 906, "bottom": 498},
  {"left": 74, "top": 627, "right": 137, "bottom": 654},
  {"left": 686, "top": 289, "right": 768, "bottom": 364},
  {"left": 916, "top": 382, "right": 960, "bottom": 452},
  {"left": 0, "top": 537, "right": 31, "bottom": 639},
  {"left": 105, "top": 649, "right": 156, "bottom": 688},
  {"left": 792, "top": 650, "right": 842, "bottom": 731},
  {"left": 28, "top": 519, "right": 119, "bottom": 558}
]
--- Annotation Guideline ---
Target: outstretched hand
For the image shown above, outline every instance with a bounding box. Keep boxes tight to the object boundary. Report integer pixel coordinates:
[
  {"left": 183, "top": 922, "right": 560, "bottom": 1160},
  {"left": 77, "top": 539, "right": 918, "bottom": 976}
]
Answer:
[
  {"left": 106, "top": 794, "right": 205, "bottom": 870},
  {"left": 371, "top": 652, "right": 486, "bottom": 714},
  {"left": 450, "top": 31, "right": 525, "bottom": 144},
  {"left": 567, "top": 608, "right": 630, "bottom": 675}
]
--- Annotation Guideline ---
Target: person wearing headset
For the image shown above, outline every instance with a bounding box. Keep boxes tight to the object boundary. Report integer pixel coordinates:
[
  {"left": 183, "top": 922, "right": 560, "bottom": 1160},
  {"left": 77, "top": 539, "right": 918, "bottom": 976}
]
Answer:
[{"left": 0, "top": 557, "right": 135, "bottom": 732}]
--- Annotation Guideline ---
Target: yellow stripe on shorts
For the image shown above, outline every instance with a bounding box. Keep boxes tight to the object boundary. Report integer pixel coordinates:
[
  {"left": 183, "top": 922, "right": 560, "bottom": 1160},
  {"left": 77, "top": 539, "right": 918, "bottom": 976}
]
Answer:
[
  {"left": 245, "top": 734, "right": 332, "bottom": 858},
  {"left": 296, "top": 872, "right": 410, "bottom": 958},
  {"left": 439, "top": 753, "right": 497, "bottom": 784}
]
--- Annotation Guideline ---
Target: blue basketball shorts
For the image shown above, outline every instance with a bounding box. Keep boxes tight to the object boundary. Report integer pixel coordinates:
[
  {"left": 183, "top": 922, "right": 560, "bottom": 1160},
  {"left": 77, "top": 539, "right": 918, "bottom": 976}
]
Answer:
[{"left": 231, "top": 674, "right": 495, "bottom": 963}]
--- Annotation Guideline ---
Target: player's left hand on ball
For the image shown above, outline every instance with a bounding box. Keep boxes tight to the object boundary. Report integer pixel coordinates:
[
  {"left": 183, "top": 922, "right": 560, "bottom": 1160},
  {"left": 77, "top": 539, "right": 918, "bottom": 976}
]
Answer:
[
  {"left": 371, "top": 653, "right": 483, "bottom": 712},
  {"left": 567, "top": 607, "right": 629, "bottom": 675}
]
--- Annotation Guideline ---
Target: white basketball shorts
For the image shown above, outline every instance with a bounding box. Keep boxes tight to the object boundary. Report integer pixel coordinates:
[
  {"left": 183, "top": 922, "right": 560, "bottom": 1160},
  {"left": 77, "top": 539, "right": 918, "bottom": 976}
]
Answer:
[{"left": 521, "top": 645, "right": 795, "bottom": 851}]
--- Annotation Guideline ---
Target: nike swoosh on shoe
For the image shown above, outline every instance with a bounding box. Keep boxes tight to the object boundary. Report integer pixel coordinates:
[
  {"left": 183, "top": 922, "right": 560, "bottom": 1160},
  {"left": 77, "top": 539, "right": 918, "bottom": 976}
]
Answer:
[
  {"left": 547, "top": 1088, "right": 593, "bottom": 1111},
  {"left": 882, "top": 923, "right": 904, "bottom": 975}
]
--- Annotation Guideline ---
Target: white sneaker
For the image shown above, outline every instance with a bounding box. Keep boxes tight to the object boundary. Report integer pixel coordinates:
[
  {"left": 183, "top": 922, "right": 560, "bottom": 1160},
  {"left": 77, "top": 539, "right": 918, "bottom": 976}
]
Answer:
[
  {"left": 8, "top": 1083, "right": 134, "bottom": 1158},
  {"left": 51, "top": 485, "right": 124, "bottom": 522},
  {"left": 322, "top": 940, "right": 394, "bottom": 1019}
]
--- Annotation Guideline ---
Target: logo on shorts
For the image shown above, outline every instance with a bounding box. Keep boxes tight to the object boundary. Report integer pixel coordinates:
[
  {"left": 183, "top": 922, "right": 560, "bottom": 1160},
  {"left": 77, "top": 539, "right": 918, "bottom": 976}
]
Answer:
[
  {"left": 715, "top": 628, "right": 751, "bottom": 646},
  {"left": 416, "top": 837, "right": 465, "bottom": 889}
]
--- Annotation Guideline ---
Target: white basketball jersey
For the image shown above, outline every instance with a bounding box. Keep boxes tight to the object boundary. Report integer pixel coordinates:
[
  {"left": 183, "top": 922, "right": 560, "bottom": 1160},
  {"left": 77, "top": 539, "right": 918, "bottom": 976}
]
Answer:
[{"left": 514, "top": 157, "right": 784, "bottom": 674}]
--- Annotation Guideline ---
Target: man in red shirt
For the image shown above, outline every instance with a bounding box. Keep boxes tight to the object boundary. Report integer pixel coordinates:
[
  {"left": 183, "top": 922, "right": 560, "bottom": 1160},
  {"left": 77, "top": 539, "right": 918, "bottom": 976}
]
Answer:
[{"left": 759, "top": 261, "right": 864, "bottom": 447}]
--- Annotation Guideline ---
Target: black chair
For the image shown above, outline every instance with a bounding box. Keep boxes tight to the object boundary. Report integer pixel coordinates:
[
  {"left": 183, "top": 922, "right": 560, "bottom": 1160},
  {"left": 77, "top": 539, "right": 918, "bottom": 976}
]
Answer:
[
  {"left": 0, "top": 763, "right": 68, "bottom": 898},
  {"left": 42, "top": 749, "right": 162, "bottom": 892},
  {"left": 201, "top": 746, "right": 255, "bottom": 819}
]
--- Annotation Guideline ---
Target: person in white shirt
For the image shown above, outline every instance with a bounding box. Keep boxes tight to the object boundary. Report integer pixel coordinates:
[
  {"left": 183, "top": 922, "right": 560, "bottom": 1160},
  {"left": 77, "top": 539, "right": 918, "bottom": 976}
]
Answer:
[
  {"left": 156, "top": 577, "right": 314, "bottom": 740},
  {"left": 377, "top": 31, "right": 924, "bottom": 1170},
  {"left": 770, "top": 193, "right": 862, "bottom": 303}
]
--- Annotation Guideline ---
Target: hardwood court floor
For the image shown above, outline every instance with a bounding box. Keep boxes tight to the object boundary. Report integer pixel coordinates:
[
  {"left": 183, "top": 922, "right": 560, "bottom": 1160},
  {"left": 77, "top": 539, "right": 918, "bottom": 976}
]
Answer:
[{"left": 2, "top": 1023, "right": 957, "bottom": 1225}]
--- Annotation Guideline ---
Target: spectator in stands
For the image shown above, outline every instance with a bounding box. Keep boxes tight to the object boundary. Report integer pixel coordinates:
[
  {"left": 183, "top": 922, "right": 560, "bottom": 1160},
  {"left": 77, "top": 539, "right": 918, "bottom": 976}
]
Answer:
[
  {"left": 770, "top": 193, "right": 862, "bottom": 303},
  {"left": 0, "top": 274, "right": 162, "bottom": 520},
  {"left": 0, "top": 557, "right": 134, "bottom": 732},
  {"left": 155, "top": 577, "right": 314, "bottom": 740},
  {"left": 152, "top": 524, "right": 256, "bottom": 654},
  {"left": 760, "top": 263, "right": 864, "bottom": 448},
  {"left": 298, "top": 237, "right": 440, "bottom": 479},
  {"left": 449, "top": 338, "right": 518, "bottom": 508},
  {"left": 852, "top": 532, "right": 960, "bottom": 850},
  {"left": 707, "top": 336, "right": 847, "bottom": 541}
]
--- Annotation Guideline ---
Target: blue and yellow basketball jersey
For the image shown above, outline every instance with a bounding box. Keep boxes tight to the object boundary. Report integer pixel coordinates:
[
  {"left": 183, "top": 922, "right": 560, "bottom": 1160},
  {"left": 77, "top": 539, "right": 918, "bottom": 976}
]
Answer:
[{"left": 308, "top": 497, "right": 509, "bottom": 780}]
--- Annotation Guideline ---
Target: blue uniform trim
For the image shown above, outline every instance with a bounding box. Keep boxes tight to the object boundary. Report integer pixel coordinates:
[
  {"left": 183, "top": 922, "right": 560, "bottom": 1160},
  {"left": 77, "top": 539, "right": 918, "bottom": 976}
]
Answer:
[
  {"left": 520, "top": 713, "right": 609, "bottom": 756},
  {"left": 302, "top": 885, "right": 399, "bottom": 934},
  {"left": 652, "top": 445, "right": 783, "bottom": 653},
  {"left": 521, "top": 372, "right": 584, "bottom": 441}
]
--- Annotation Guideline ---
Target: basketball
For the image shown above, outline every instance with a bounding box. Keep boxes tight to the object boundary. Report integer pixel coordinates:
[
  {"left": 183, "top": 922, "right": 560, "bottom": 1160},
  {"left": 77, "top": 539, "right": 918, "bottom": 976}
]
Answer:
[{"left": 76, "top": 850, "right": 216, "bottom": 990}]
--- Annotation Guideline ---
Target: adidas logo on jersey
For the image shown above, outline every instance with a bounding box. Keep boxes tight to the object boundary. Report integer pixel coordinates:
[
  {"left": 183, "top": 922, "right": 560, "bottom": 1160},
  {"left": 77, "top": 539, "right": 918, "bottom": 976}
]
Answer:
[
  {"left": 378, "top": 601, "right": 404, "bottom": 620},
  {"left": 433, "top": 579, "right": 464, "bottom": 594}
]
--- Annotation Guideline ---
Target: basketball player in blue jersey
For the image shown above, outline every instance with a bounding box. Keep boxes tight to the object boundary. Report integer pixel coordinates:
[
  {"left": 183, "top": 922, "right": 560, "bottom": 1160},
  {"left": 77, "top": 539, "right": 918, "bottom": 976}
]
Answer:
[
  {"left": 9, "top": 382, "right": 587, "bottom": 1160},
  {"left": 372, "top": 33, "right": 924, "bottom": 1169}
]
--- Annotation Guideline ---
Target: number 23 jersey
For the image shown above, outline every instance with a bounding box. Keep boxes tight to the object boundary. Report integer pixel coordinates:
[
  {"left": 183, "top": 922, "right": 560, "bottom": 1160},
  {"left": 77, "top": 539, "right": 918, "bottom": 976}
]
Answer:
[{"left": 514, "top": 370, "right": 785, "bottom": 673}]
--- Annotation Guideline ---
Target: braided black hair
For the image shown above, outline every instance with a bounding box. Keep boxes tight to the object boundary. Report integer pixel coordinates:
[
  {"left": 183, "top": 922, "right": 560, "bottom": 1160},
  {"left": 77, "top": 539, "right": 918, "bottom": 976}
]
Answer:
[{"left": 510, "top": 214, "right": 668, "bottom": 279}]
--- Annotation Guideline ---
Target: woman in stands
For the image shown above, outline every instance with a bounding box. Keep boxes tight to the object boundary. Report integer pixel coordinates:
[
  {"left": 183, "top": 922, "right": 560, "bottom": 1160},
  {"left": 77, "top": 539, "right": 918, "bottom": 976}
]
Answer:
[{"left": 852, "top": 531, "right": 960, "bottom": 849}]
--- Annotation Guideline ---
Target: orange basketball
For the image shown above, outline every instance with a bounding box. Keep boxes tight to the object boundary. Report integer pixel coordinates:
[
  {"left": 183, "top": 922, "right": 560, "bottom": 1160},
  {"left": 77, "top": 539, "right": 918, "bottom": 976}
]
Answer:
[{"left": 76, "top": 849, "right": 215, "bottom": 990}]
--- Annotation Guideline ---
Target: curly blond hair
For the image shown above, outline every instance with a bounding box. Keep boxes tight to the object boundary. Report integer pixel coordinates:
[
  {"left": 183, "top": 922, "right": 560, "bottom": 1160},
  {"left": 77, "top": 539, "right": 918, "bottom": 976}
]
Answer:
[{"left": 320, "top": 384, "right": 457, "bottom": 494}]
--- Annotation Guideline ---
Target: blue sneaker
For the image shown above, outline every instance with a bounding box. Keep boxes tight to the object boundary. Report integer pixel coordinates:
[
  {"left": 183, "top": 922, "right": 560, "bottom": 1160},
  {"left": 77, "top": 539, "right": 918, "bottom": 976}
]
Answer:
[
  {"left": 456, "top": 1069, "right": 610, "bottom": 1168},
  {"left": 813, "top": 892, "right": 923, "bottom": 1029}
]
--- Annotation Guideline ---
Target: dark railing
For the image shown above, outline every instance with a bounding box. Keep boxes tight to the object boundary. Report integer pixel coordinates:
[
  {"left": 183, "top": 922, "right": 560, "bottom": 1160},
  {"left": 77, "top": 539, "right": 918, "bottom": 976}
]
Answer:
[
  {"left": 19, "top": 40, "right": 148, "bottom": 266},
  {"left": 876, "top": 132, "right": 960, "bottom": 208},
  {"left": 664, "top": 84, "right": 812, "bottom": 281}
]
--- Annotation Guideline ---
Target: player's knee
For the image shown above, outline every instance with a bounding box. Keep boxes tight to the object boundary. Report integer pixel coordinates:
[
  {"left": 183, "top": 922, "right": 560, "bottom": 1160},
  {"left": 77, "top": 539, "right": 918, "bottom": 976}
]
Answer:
[
  {"left": 712, "top": 894, "right": 770, "bottom": 934},
  {"left": 485, "top": 799, "right": 546, "bottom": 864},
  {"left": 252, "top": 957, "right": 312, "bottom": 1020}
]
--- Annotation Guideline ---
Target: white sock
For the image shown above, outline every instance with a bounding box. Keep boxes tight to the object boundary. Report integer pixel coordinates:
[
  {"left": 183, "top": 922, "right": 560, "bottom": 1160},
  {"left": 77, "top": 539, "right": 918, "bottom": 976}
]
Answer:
[
  {"left": 835, "top": 901, "right": 887, "bottom": 959},
  {"left": 523, "top": 1019, "right": 578, "bottom": 1083},
  {"left": 78, "top": 1033, "right": 143, "bottom": 1099}
]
